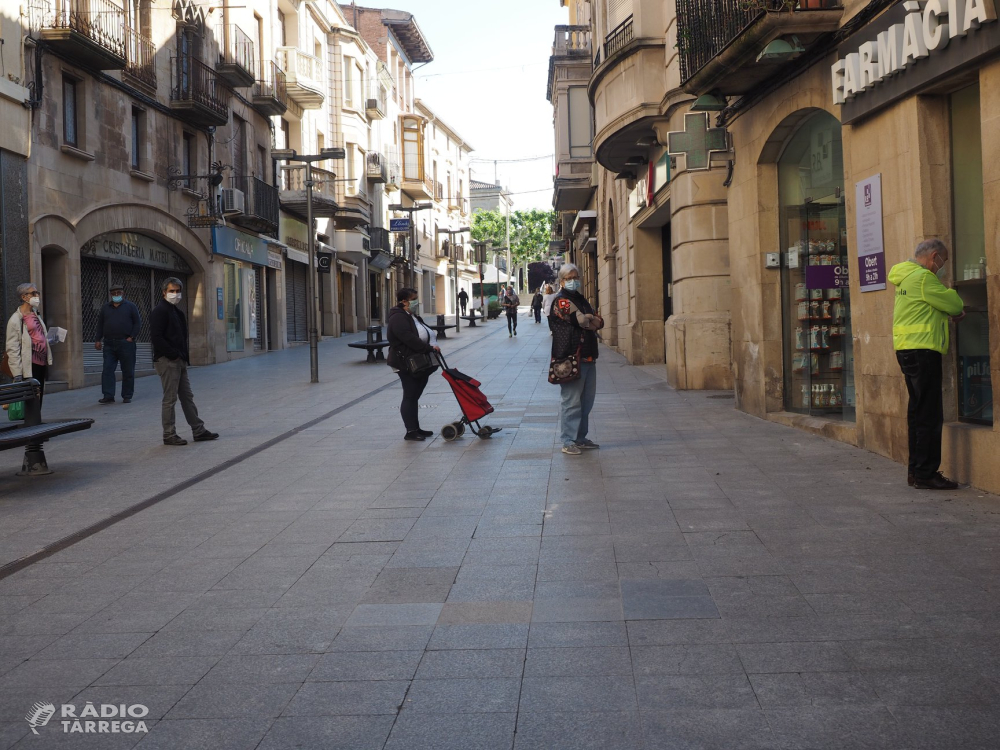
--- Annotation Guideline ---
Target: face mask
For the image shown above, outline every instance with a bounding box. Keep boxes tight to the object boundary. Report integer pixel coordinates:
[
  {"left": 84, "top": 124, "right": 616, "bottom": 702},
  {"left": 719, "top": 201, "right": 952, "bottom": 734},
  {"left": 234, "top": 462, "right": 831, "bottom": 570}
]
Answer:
[
  {"left": 27, "top": 296, "right": 40, "bottom": 308},
  {"left": 166, "top": 292, "right": 182, "bottom": 304},
  {"left": 563, "top": 279, "right": 581, "bottom": 292},
  {"left": 112, "top": 295, "right": 123, "bottom": 303}
]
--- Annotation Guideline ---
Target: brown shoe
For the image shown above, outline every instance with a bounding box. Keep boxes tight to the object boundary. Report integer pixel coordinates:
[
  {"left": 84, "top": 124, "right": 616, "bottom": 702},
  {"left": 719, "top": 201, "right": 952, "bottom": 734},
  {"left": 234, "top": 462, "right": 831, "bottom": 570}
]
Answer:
[
  {"left": 907, "top": 472, "right": 914, "bottom": 487},
  {"left": 913, "top": 472, "right": 959, "bottom": 490}
]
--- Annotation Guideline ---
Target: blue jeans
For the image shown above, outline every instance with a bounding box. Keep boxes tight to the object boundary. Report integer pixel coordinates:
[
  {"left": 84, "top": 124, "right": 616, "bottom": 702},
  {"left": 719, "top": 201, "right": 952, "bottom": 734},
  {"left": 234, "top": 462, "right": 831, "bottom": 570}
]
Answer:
[
  {"left": 102, "top": 339, "right": 136, "bottom": 399},
  {"left": 559, "top": 361, "right": 597, "bottom": 447}
]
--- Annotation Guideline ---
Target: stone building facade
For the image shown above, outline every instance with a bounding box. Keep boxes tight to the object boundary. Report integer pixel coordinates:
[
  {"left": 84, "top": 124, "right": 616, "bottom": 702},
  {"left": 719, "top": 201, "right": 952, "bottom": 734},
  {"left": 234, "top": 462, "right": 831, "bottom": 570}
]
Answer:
[
  {"left": 549, "top": 0, "right": 734, "bottom": 384},
  {"left": 677, "top": 0, "right": 1000, "bottom": 493}
]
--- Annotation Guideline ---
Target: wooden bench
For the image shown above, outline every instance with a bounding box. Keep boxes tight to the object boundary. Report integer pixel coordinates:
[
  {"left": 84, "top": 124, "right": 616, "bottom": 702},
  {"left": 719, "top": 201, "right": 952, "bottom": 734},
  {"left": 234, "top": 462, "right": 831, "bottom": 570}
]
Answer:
[
  {"left": 0, "top": 380, "right": 94, "bottom": 476},
  {"left": 348, "top": 340, "right": 390, "bottom": 363}
]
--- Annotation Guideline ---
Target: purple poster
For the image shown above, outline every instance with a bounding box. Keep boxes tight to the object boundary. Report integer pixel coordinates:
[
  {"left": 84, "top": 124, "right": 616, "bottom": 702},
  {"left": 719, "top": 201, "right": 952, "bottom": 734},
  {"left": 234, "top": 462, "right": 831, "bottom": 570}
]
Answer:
[
  {"left": 806, "top": 265, "right": 849, "bottom": 289},
  {"left": 855, "top": 174, "right": 887, "bottom": 291}
]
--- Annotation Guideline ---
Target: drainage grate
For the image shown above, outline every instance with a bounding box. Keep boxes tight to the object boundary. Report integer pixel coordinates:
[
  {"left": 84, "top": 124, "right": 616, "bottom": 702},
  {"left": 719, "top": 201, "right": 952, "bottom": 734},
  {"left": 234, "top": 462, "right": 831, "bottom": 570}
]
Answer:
[{"left": 707, "top": 394, "right": 735, "bottom": 399}]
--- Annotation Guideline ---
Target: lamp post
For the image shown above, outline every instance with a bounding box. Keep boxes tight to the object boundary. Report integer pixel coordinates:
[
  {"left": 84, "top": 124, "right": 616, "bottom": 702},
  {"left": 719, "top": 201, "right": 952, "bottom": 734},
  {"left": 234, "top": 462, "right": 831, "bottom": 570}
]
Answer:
[
  {"left": 387, "top": 201, "right": 433, "bottom": 292},
  {"left": 272, "top": 147, "right": 345, "bottom": 384},
  {"left": 441, "top": 226, "right": 471, "bottom": 331}
]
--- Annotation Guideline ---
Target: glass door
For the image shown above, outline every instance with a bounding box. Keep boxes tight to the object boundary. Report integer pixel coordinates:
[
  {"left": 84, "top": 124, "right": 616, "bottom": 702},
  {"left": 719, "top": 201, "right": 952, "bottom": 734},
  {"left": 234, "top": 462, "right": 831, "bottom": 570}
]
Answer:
[{"left": 781, "top": 194, "right": 854, "bottom": 420}]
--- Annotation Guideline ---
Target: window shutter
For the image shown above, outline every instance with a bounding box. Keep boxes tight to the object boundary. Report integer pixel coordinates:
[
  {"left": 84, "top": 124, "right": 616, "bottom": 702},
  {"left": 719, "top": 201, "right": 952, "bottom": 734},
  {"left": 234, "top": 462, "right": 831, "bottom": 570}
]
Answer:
[{"left": 607, "top": 0, "right": 631, "bottom": 29}]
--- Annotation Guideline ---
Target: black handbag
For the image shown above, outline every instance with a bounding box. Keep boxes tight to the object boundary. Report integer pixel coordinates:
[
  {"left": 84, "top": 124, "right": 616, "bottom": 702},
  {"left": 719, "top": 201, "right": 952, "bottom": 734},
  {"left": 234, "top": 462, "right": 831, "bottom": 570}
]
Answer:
[{"left": 405, "top": 351, "right": 439, "bottom": 377}]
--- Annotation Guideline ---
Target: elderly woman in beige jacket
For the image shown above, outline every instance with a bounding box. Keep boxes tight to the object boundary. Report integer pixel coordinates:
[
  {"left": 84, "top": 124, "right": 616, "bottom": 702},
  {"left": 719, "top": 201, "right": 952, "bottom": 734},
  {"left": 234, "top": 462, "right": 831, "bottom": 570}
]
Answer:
[{"left": 5, "top": 283, "right": 52, "bottom": 405}]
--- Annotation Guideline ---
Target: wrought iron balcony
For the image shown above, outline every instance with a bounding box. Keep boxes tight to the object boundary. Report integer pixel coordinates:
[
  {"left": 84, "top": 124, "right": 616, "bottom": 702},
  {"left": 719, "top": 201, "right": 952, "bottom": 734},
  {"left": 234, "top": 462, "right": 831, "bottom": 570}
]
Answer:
[
  {"left": 169, "top": 56, "right": 231, "bottom": 127},
  {"left": 676, "top": 0, "right": 843, "bottom": 95},
  {"left": 366, "top": 151, "right": 388, "bottom": 183},
  {"left": 366, "top": 84, "right": 388, "bottom": 120},
  {"left": 604, "top": 16, "right": 634, "bottom": 61},
  {"left": 385, "top": 151, "right": 401, "bottom": 192},
  {"left": 253, "top": 61, "right": 288, "bottom": 116},
  {"left": 228, "top": 176, "right": 279, "bottom": 236},
  {"left": 217, "top": 24, "right": 255, "bottom": 88},
  {"left": 35, "top": 0, "right": 128, "bottom": 70},
  {"left": 276, "top": 46, "right": 325, "bottom": 108},
  {"left": 124, "top": 26, "right": 156, "bottom": 88},
  {"left": 279, "top": 164, "right": 338, "bottom": 218},
  {"left": 435, "top": 182, "right": 444, "bottom": 202}
]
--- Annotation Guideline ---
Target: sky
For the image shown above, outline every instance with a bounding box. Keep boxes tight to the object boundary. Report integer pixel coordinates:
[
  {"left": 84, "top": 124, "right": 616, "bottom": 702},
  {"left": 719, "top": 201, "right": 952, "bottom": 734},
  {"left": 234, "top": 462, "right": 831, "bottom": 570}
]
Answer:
[{"left": 353, "top": 0, "right": 568, "bottom": 210}]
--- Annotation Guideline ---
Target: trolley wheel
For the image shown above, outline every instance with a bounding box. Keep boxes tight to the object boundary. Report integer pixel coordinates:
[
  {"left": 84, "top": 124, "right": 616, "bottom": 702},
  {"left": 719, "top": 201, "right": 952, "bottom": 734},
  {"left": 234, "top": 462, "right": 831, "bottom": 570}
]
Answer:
[
  {"left": 441, "top": 424, "right": 459, "bottom": 442},
  {"left": 455, "top": 422, "right": 466, "bottom": 437},
  {"left": 477, "top": 427, "right": 493, "bottom": 439}
]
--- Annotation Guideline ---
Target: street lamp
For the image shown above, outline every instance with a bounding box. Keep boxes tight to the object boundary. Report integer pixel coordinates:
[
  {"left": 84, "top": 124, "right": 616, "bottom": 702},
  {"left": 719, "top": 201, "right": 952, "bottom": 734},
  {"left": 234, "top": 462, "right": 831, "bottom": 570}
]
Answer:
[
  {"left": 387, "top": 202, "right": 433, "bottom": 290},
  {"left": 272, "top": 147, "right": 346, "bottom": 383},
  {"left": 441, "top": 226, "right": 470, "bottom": 331}
]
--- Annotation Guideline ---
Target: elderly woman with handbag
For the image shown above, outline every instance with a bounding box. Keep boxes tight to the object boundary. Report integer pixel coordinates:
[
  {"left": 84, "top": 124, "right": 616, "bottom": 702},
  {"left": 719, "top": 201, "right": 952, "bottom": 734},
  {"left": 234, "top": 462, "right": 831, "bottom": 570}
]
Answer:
[
  {"left": 4, "top": 283, "right": 53, "bottom": 406},
  {"left": 548, "top": 264, "right": 603, "bottom": 455},
  {"left": 387, "top": 287, "right": 441, "bottom": 442}
]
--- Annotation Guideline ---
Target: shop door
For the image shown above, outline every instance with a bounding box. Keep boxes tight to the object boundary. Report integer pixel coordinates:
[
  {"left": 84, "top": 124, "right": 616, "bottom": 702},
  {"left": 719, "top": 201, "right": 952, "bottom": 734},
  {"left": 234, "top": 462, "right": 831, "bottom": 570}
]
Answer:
[
  {"left": 82, "top": 259, "right": 187, "bottom": 374},
  {"left": 253, "top": 266, "right": 264, "bottom": 351},
  {"left": 285, "top": 260, "right": 308, "bottom": 341},
  {"left": 781, "top": 197, "right": 855, "bottom": 420}
]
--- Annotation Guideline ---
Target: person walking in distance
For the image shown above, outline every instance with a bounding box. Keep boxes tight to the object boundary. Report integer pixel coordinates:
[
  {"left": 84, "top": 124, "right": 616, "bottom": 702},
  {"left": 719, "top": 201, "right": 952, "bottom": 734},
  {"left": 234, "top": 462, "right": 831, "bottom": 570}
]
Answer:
[
  {"left": 386, "top": 287, "right": 440, "bottom": 441},
  {"left": 531, "top": 288, "right": 543, "bottom": 324},
  {"left": 458, "top": 288, "right": 469, "bottom": 317},
  {"left": 95, "top": 283, "right": 141, "bottom": 404},
  {"left": 542, "top": 283, "right": 559, "bottom": 335},
  {"left": 150, "top": 278, "right": 218, "bottom": 446},
  {"left": 550, "top": 264, "right": 603, "bottom": 455},
  {"left": 888, "top": 239, "right": 965, "bottom": 490},
  {"left": 502, "top": 286, "right": 520, "bottom": 337}
]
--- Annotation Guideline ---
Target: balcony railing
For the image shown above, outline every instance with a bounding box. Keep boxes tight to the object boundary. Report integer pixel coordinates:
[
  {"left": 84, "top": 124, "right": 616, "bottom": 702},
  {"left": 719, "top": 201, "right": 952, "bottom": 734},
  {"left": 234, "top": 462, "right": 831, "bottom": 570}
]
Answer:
[
  {"left": 276, "top": 46, "right": 325, "bottom": 108},
  {"left": 280, "top": 164, "right": 337, "bottom": 201},
  {"left": 124, "top": 25, "right": 156, "bottom": 88},
  {"left": 603, "top": 15, "right": 634, "bottom": 61},
  {"left": 170, "top": 56, "right": 231, "bottom": 126},
  {"left": 34, "top": 0, "right": 128, "bottom": 69},
  {"left": 366, "top": 151, "right": 388, "bottom": 183},
  {"left": 253, "top": 60, "right": 288, "bottom": 115},
  {"left": 369, "top": 227, "right": 391, "bottom": 252},
  {"left": 366, "top": 84, "right": 388, "bottom": 120},
  {"left": 676, "top": 0, "right": 841, "bottom": 82},
  {"left": 229, "top": 176, "right": 279, "bottom": 235},
  {"left": 217, "top": 24, "right": 255, "bottom": 87},
  {"left": 554, "top": 25, "right": 591, "bottom": 56},
  {"left": 435, "top": 182, "right": 444, "bottom": 201}
]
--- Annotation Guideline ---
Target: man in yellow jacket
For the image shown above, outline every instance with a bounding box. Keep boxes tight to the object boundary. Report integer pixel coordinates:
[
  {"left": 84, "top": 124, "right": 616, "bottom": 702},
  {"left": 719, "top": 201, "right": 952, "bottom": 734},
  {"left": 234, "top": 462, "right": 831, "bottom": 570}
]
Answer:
[{"left": 888, "top": 239, "right": 965, "bottom": 490}]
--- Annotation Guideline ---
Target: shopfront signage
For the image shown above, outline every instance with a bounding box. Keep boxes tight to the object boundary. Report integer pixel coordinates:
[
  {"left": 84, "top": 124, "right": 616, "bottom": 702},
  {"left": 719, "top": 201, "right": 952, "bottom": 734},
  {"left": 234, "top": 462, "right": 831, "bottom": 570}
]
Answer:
[
  {"left": 267, "top": 251, "right": 283, "bottom": 270},
  {"left": 211, "top": 226, "right": 269, "bottom": 266},
  {"left": 390, "top": 218, "right": 411, "bottom": 233},
  {"left": 855, "top": 174, "right": 887, "bottom": 292},
  {"left": 666, "top": 112, "right": 729, "bottom": 171},
  {"left": 81, "top": 232, "right": 192, "bottom": 274},
  {"left": 316, "top": 251, "right": 333, "bottom": 273},
  {"left": 806, "top": 264, "right": 850, "bottom": 289},
  {"left": 834, "top": 0, "right": 1000, "bottom": 124}
]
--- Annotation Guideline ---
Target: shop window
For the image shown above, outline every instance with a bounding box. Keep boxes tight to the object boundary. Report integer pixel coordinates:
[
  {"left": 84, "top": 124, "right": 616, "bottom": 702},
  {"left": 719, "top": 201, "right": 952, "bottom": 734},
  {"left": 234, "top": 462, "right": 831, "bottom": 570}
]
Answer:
[
  {"left": 224, "top": 261, "right": 244, "bottom": 352},
  {"left": 950, "top": 83, "right": 992, "bottom": 424},
  {"left": 777, "top": 111, "right": 854, "bottom": 421}
]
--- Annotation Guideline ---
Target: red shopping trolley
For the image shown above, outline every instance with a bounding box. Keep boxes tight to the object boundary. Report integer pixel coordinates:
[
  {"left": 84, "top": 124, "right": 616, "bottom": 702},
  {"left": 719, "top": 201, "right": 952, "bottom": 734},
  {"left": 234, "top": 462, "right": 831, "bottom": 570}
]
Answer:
[{"left": 437, "top": 353, "right": 502, "bottom": 441}]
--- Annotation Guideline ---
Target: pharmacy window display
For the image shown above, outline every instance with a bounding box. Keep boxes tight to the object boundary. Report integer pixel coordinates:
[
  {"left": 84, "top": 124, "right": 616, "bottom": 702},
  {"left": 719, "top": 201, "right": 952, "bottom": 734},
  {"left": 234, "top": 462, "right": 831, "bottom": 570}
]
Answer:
[{"left": 777, "top": 112, "right": 856, "bottom": 422}]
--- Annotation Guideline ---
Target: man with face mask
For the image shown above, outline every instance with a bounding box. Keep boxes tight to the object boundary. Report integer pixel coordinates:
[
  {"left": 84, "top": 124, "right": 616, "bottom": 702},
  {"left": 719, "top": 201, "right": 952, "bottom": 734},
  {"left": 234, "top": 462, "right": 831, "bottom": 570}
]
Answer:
[
  {"left": 95, "top": 283, "right": 141, "bottom": 404},
  {"left": 149, "top": 277, "right": 218, "bottom": 446},
  {"left": 888, "top": 239, "right": 965, "bottom": 490}
]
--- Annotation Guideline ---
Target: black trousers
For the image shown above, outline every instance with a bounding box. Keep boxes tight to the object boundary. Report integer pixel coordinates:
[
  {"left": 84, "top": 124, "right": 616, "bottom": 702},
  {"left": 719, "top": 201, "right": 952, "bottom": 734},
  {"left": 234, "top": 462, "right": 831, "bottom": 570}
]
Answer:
[
  {"left": 397, "top": 369, "right": 429, "bottom": 432},
  {"left": 896, "top": 349, "right": 943, "bottom": 480},
  {"left": 506, "top": 310, "right": 517, "bottom": 334},
  {"left": 460, "top": 300, "right": 467, "bottom": 315},
  {"left": 31, "top": 362, "right": 48, "bottom": 408}
]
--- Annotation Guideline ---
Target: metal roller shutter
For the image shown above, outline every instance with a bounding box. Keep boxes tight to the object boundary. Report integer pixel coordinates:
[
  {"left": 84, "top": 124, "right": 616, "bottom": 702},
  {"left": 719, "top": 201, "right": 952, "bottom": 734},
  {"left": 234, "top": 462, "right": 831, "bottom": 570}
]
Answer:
[
  {"left": 285, "top": 260, "right": 307, "bottom": 342},
  {"left": 254, "top": 266, "right": 264, "bottom": 351}
]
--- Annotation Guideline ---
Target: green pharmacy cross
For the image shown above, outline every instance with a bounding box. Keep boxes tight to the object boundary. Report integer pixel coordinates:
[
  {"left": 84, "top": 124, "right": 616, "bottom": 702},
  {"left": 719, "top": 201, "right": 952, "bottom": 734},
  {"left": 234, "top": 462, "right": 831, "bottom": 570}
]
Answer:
[{"left": 666, "top": 112, "right": 729, "bottom": 171}]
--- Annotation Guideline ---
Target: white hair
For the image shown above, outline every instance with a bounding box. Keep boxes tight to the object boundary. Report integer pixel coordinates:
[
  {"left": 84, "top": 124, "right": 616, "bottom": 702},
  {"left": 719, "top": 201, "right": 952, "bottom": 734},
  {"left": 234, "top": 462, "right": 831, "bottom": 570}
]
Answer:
[
  {"left": 16, "top": 283, "right": 37, "bottom": 297},
  {"left": 557, "top": 263, "right": 580, "bottom": 281},
  {"left": 915, "top": 239, "right": 946, "bottom": 258}
]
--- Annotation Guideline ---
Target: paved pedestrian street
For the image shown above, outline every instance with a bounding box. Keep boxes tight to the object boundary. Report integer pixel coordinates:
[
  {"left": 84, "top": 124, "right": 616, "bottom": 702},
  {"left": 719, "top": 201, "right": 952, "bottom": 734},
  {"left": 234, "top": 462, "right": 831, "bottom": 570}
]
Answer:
[{"left": 1, "top": 313, "right": 998, "bottom": 749}]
